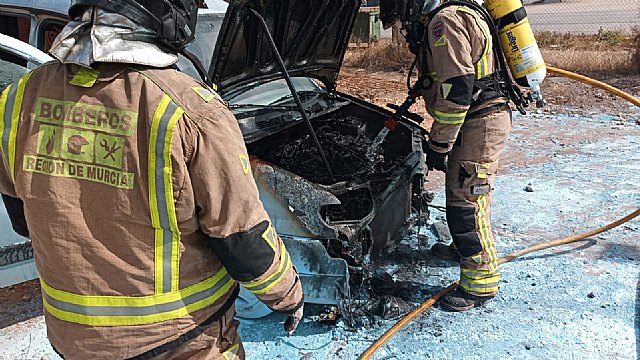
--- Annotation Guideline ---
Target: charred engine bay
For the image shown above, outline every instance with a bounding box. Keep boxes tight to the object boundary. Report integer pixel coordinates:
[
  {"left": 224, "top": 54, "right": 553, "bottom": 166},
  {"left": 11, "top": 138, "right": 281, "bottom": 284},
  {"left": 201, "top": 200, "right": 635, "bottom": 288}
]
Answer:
[
  {"left": 247, "top": 106, "right": 416, "bottom": 257},
  {"left": 250, "top": 116, "right": 404, "bottom": 186},
  {"left": 246, "top": 104, "right": 426, "bottom": 322}
]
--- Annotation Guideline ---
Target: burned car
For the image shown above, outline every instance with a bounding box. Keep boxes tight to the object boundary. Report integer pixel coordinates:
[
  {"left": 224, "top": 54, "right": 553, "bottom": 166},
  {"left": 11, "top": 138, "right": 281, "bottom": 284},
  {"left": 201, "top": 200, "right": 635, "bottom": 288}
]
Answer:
[
  {"left": 0, "top": 0, "right": 428, "bottom": 308},
  {"left": 204, "top": 0, "right": 427, "bottom": 305}
]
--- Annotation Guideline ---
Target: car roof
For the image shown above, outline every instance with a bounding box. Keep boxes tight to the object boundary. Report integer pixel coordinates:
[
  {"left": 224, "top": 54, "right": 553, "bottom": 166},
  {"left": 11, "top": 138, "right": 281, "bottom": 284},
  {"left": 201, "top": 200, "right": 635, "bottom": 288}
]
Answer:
[
  {"left": 0, "top": 0, "right": 69, "bottom": 17},
  {"left": 0, "top": 33, "right": 53, "bottom": 64},
  {"left": 0, "top": 1, "right": 229, "bottom": 17}
]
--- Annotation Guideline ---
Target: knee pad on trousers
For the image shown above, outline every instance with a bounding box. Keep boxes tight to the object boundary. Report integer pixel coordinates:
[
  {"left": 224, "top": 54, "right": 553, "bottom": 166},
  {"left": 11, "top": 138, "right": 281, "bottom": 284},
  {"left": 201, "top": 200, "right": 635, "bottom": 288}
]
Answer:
[{"left": 446, "top": 205, "right": 483, "bottom": 257}]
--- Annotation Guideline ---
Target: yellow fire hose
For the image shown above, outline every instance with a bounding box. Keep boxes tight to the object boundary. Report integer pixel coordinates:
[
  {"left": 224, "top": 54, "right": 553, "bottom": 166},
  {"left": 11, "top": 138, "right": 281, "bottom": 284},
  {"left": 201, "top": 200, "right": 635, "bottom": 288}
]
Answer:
[
  {"left": 359, "top": 67, "right": 640, "bottom": 360},
  {"left": 546, "top": 65, "right": 640, "bottom": 108}
]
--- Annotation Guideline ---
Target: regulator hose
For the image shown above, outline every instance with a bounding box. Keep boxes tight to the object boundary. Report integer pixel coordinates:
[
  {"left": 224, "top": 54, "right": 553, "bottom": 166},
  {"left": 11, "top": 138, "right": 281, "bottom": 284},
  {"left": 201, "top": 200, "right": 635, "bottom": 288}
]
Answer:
[{"left": 359, "top": 67, "right": 640, "bottom": 360}]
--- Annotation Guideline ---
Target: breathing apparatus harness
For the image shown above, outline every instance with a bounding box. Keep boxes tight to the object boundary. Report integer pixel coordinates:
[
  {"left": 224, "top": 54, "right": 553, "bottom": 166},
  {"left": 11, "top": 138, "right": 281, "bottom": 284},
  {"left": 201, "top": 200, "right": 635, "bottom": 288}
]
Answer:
[{"left": 403, "top": 0, "right": 529, "bottom": 115}]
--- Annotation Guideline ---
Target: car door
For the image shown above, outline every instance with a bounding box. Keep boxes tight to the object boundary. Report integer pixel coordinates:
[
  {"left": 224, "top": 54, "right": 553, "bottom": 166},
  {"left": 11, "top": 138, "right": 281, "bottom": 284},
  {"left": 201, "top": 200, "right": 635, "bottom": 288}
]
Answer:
[{"left": 0, "top": 33, "right": 53, "bottom": 288}]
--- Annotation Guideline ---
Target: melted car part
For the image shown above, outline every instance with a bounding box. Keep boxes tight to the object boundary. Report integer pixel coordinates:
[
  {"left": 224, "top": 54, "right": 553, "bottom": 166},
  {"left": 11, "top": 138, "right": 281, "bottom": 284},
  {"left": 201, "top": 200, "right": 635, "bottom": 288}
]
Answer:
[
  {"left": 253, "top": 116, "right": 399, "bottom": 185},
  {"left": 247, "top": 102, "right": 419, "bottom": 265}
]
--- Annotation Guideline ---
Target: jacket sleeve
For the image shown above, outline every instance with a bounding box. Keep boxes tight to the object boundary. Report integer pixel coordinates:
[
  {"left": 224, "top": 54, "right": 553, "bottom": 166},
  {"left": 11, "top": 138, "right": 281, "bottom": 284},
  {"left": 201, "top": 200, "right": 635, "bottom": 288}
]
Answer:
[
  {"left": 0, "top": 86, "right": 17, "bottom": 197},
  {"left": 186, "top": 103, "right": 303, "bottom": 313},
  {"left": 0, "top": 85, "right": 29, "bottom": 237},
  {"left": 425, "top": 10, "right": 477, "bottom": 153}
]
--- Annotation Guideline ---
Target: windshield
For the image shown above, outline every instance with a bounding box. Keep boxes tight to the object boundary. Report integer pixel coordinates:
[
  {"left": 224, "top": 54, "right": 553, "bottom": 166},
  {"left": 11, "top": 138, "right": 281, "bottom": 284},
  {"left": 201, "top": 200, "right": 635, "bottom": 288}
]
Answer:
[
  {"left": 177, "top": 10, "right": 226, "bottom": 81},
  {"left": 224, "top": 77, "right": 324, "bottom": 108}
]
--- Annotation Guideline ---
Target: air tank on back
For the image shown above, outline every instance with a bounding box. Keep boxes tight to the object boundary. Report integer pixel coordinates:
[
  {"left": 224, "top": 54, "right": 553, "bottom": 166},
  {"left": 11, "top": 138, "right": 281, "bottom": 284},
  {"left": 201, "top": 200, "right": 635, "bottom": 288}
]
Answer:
[{"left": 484, "top": 0, "right": 546, "bottom": 107}]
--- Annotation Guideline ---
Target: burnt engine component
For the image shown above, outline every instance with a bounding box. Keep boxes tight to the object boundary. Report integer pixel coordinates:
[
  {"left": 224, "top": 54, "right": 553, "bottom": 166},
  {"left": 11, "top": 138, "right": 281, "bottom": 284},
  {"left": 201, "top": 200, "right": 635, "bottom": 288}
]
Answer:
[
  {"left": 255, "top": 116, "right": 398, "bottom": 185},
  {"left": 246, "top": 104, "right": 422, "bottom": 284}
]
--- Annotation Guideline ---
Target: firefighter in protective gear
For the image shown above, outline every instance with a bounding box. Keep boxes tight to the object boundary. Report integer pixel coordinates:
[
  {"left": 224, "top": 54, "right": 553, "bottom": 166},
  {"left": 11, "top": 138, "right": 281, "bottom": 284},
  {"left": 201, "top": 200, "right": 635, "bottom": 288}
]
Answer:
[
  {"left": 383, "top": 0, "right": 511, "bottom": 312},
  {"left": 0, "top": 0, "right": 303, "bottom": 358}
]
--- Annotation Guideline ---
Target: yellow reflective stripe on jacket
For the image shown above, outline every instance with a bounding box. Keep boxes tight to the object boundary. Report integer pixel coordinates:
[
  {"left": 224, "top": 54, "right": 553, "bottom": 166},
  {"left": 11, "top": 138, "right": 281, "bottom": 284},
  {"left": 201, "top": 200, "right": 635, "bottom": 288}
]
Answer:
[
  {"left": 243, "top": 244, "right": 291, "bottom": 295},
  {"left": 428, "top": 109, "right": 467, "bottom": 124},
  {"left": 0, "top": 72, "right": 32, "bottom": 182},
  {"left": 457, "top": 6, "right": 491, "bottom": 79},
  {"left": 0, "top": 85, "right": 10, "bottom": 160},
  {"left": 149, "top": 94, "right": 184, "bottom": 294},
  {"left": 40, "top": 268, "right": 236, "bottom": 326}
]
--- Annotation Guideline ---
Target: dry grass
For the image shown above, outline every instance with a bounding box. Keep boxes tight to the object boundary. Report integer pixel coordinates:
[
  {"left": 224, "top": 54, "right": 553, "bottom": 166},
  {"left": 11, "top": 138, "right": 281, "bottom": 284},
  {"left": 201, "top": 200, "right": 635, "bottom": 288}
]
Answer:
[
  {"left": 536, "top": 30, "right": 638, "bottom": 76},
  {"left": 344, "top": 30, "right": 640, "bottom": 77},
  {"left": 542, "top": 49, "right": 634, "bottom": 76},
  {"left": 343, "top": 39, "right": 415, "bottom": 72},
  {"left": 535, "top": 30, "right": 635, "bottom": 50},
  {"left": 633, "top": 29, "right": 640, "bottom": 74}
]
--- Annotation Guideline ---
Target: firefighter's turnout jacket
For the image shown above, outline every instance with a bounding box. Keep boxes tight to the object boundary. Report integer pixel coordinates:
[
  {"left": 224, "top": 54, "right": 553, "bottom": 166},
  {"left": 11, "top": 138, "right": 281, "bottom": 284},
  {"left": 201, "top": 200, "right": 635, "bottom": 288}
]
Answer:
[
  {"left": 0, "top": 62, "right": 303, "bottom": 359},
  {"left": 420, "top": 5, "right": 512, "bottom": 297}
]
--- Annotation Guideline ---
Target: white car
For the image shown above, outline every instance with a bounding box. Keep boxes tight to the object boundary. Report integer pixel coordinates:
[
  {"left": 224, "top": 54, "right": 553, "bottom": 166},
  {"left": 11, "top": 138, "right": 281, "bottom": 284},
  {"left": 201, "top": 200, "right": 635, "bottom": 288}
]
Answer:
[{"left": 0, "top": 32, "right": 53, "bottom": 287}]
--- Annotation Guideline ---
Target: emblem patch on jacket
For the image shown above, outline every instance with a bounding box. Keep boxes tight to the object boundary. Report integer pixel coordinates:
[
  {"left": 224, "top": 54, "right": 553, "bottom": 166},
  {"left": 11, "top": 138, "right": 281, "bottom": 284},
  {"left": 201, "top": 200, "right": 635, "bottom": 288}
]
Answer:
[
  {"left": 24, "top": 97, "right": 137, "bottom": 189},
  {"left": 434, "top": 36, "right": 447, "bottom": 47},
  {"left": 432, "top": 20, "right": 444, "bottom": 38}
]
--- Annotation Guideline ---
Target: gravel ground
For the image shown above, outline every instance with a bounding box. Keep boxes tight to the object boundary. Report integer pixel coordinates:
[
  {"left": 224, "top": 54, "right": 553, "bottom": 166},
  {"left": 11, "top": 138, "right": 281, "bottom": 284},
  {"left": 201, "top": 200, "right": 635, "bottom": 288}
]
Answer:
[{"left": 0, "top": 84, "right": 639, "bottom": 359}]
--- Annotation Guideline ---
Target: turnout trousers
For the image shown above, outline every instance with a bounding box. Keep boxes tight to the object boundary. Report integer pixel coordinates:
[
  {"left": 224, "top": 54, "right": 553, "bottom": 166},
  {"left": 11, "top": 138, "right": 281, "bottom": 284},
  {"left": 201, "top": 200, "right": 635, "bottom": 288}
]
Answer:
[
  {"left": 151, "top": 307, "right": 245, "bottom": 360},
  {"left": 445, "top": 108, "right": 512, "bottom": 297}
]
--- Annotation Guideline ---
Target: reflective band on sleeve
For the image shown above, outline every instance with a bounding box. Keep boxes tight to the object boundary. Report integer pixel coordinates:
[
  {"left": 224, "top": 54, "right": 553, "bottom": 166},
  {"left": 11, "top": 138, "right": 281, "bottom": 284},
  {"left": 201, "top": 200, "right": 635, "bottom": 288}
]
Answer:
[
  {"left": 243, "top": 244, "right": 291, "bottom": 295},
  {"left": 40, "top": 269, "right": 236, "bottom": 326},
  {"left": 457, "top": 7, "right": 492, "bottom": 79},
  {"left": 1, "top": 73, "right": 32, "bottom": 182},
  {"left": 0, "top": 85, "right": 11, "bottom": 158},
  {"left": 429, "top": 109, "right": 467, "bottom": 124},
  {"left": 149, "top": 94, "right": 184, "bottom": 294}
]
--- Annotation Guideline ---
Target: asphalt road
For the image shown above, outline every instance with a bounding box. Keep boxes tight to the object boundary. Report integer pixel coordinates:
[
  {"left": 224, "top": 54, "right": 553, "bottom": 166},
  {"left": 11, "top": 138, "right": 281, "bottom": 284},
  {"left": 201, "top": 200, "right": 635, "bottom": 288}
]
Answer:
[
  {"left": 526, "top": 0, "right": 640, "bottom": 34},
  {"left": 379, "top": 0, "right": 640, "bottom": 36}
]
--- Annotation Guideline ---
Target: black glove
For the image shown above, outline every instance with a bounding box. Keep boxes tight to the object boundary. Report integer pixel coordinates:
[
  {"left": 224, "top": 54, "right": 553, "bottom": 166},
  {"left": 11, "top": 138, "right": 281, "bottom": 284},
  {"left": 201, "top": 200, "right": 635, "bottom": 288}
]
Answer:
[
  {"left": 425, "top": 143, "right": 449, "bottom": 173},
  {"left": 1, "top": 194, "right": 29, "bottom": 237},
  {"left": 284, "top": 304, "right": 304, "bottom": 336}
]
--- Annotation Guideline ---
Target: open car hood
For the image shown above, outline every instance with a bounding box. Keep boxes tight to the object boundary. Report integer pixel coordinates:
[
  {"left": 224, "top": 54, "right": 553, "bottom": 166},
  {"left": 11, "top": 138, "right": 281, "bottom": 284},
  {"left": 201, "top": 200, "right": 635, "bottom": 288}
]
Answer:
[{"left": 209, "top": 0, "right": 360, "bottom": 93}]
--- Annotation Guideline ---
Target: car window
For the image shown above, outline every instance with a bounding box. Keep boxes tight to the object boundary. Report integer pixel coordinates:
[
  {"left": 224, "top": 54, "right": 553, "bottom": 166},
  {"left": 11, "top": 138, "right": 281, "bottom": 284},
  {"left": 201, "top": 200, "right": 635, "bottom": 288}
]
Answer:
[
  {"left": 177, "top": 10, "right": 226, "bottom": 82},
  {"left": 41, "top": 21, "right": 65, "bottom": 53},
  {"left": 0, "top": 52, "right": 30, "bottom": 91},
  {"left": 225, "top": 77, "right": 323, "bottom": 106},
  {"left": 0, "top": 13, "right": 31, "bottom": 67},
  {"left": 0, "top": 13, "right": 30, "bottom": 43}
]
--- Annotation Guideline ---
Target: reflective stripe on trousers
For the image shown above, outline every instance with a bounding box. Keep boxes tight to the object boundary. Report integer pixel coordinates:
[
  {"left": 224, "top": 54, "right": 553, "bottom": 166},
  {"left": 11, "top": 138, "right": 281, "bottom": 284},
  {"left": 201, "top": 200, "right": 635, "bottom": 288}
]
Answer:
[{"left": 445, "top": 110, "right": 512, "bottom": 296}]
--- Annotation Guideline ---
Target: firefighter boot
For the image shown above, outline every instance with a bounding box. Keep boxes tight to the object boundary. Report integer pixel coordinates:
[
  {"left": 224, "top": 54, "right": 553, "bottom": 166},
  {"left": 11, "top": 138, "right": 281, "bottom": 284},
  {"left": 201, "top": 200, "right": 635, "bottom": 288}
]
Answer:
[
  {"left": 430, "top": 242, "right": 460, "bottom": 261},
  {"left": 440, "top": 287, "right": 495, "bottom": 312}
]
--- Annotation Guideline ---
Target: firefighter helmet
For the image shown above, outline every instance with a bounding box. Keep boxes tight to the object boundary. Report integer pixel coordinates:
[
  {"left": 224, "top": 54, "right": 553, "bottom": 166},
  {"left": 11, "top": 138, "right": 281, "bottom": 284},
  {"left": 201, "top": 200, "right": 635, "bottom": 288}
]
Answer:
[
  {"left": 68, "top": 0, "right": 198, "bottom": 50},
  {"left": 379, "top": 0, "right": 443, "bottom": 29}
]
